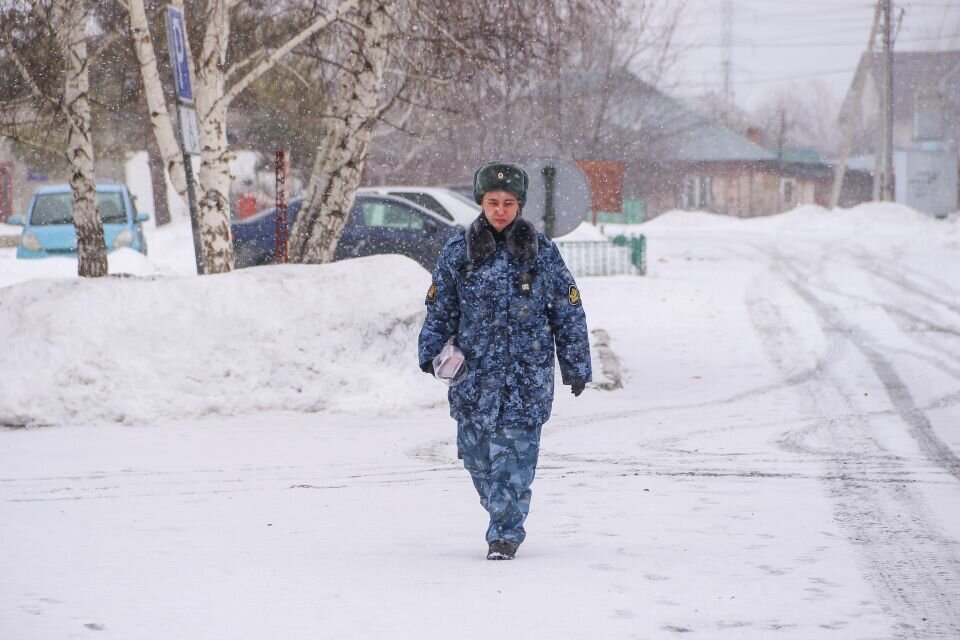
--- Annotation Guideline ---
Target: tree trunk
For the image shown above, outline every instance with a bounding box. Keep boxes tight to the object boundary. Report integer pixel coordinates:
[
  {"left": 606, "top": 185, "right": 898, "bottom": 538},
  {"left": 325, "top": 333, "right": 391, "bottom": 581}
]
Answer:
[
  {"left": 193, "top": 0, "right": 235, "bottom": 274},
  {"left": 128, "top": 0, "right": 189, "bottom": 208},
  {"left": 145, "top": 107, "right": 171, "bottom": 225},
  {"left": 125, "top": 0, "right": 358, "bottom": 273},
  {"left": 56, "top": 1, "right": 107, "bottom": 277},
  {"left": 290, "top": 0, "right": 392, "bottom": 264}
]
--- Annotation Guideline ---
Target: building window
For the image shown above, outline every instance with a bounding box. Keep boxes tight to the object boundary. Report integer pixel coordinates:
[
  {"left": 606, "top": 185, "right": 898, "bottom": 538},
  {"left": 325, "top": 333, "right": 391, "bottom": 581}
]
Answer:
[
  {"left": 684, "top": 177, "right": 696, "bottom": 208},
  {"left": 781, "top": 178, "right": 796, "bottom": 207},
  {"left": 683, "top": 175, "right": 712, "bottom": 210}
]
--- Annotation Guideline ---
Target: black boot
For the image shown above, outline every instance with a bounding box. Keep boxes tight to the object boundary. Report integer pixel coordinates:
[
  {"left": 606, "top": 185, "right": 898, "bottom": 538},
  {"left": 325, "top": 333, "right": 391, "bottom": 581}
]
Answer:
[{"left": 486, "top": 540, "right": 518, "bottom": 560}]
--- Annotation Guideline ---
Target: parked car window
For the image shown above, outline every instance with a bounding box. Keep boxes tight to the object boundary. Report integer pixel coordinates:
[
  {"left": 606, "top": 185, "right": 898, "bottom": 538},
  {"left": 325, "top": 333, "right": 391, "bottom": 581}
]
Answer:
[
  {"left": 387, "top": 192, "right": 454, "bottom": 221},
  {"left": 30, "top": 192, "right": 128, "bottom": 225},
  {"left": 359, "top": 201, "right": 424, "bottom": 231},
  {"left": 29, "top": 194, "right": 72, "bottom": 225},
  {"left": 98, "top": 194, "right": 127, "bottom": 223},
  {"left": 446, "top": 189, "right": 481, "bottom": 208}
]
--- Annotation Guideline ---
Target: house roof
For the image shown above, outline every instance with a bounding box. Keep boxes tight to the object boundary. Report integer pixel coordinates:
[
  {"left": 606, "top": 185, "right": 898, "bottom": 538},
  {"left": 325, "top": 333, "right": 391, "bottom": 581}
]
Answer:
[
  {"left": 857, "top": 49, "right": 960, "bottom": 121},
  {"left": 779, "top": 148, "right": 823, "bottom": 165},
  {"left": 667, "top": 120, "right": 777, "bottom": 163},
  {"left": 540, "top": 69, "right": 776, "bottom": 164}
]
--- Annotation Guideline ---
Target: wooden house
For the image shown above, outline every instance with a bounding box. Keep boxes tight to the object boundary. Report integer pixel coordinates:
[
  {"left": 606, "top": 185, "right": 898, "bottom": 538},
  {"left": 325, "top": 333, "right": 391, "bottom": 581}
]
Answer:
[{"left": 516, "top": 70, "right": 834, "bottom": 219}]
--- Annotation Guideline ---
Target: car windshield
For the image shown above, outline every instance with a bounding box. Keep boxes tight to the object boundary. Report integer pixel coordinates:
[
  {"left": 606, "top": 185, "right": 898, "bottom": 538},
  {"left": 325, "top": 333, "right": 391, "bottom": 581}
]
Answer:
[
  {"left": 446, "top": 189, "right": 481, "bottom": 208},
  {"left": 359, "top": 201, "right": 425, "bottom": 230},
  {"left": 30, "top": 192, "right": 128, "bottom": 225},
  {"left": 387, "top": 192, "right": 453, "bottom": 221}
]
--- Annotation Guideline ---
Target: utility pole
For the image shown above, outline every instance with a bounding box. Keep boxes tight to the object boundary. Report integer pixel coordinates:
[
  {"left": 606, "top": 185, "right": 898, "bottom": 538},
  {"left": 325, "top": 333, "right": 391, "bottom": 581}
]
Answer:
[
  {"left": 831, "top": 2, "right": 882, "bottom": 209},
  {"left": 880, "top": 0, "right": 895, "bottom": 201},
  {"left": 721, "top": 0, "right": 734, "bottom": 116},
  {"left": 777, "top": 110, "right": 786, "bottom": 162}
]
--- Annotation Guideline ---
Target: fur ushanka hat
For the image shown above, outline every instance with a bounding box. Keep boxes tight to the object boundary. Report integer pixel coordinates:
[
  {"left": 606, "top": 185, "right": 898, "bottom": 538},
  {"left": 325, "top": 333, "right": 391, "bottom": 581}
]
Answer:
[{"left": 473, "top": 162, "right": 529, "bottom": 207}]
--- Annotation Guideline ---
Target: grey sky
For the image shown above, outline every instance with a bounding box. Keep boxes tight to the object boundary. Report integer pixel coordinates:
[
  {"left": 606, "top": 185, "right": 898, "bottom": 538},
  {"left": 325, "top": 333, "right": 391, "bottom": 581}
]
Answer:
[{"left": 667, "top": 0, "right": 960, "bottom": 110}]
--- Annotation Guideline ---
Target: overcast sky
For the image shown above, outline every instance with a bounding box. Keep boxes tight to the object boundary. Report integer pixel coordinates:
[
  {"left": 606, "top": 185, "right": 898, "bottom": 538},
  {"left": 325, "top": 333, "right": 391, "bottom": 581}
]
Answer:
[{"left": 665, "top": 0, "right": 960, "bottom": 111}]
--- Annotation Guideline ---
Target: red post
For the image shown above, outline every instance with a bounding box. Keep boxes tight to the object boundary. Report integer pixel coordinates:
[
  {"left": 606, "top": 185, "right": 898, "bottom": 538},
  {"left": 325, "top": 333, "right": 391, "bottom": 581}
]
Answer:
[{"left": 274, "top": 150, "right": 289, "bottom": 264}]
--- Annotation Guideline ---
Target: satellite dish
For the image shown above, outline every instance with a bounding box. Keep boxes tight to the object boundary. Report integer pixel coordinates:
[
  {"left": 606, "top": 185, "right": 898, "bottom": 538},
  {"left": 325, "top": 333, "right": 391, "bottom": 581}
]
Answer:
[{"left": 520, "top": 158, "right": 591, "bottom": 238}]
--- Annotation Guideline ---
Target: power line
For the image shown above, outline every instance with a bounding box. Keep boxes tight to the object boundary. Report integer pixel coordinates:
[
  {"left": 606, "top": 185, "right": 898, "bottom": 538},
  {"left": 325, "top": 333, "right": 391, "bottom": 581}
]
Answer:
[
  {"left": 674, "top": 34, "right": 959, "bottom": 49},
  {"left": 678, "top": 9, "right": 872, "bottom": 28},
  {"left": 737, "top": 68, "right": 858, "bottom": 85},
  {"left": 761, "top": 25, "right": 894, "bottom": 41},
  {"left": 682, "top": 67, "right": 858, "bottom": 89},
  {"left": 732, "top": 0, "right": 875, "bottom": 11},
  {"left": 729, "top": 7, "right": 875, "bottom": 20}
]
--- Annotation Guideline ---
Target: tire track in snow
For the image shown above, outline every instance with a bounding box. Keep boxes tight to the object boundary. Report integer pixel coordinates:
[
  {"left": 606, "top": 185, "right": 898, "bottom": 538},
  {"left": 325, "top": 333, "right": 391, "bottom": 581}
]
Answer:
[
  {"left": 789, "top": 254, "right": 960, "bottom": 383},
  {"left": 750, "top": 250, "right": 960, "bottom": 638},
  {"left": 783, "top": 270, "right": 960, "bottom": 482},
  {"left": 852, "top": 250, "right": 960, "bottom": 318}
]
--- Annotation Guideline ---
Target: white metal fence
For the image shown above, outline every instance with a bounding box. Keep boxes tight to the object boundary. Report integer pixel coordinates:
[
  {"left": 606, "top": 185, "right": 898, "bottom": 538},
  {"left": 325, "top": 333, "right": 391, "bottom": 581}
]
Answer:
[{"left": 554, "top": 240, "right": 644, "bottom": 277}]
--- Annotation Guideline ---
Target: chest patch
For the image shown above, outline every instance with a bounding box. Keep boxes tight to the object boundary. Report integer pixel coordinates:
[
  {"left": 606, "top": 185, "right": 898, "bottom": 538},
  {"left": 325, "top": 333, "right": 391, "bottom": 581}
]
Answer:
[
  {"left": 568, "top": 284, "right": 581, "bottom": 306},
  {"left": 517, "top": 271, "right": 534, "bottom": 296},
  {"left": 426, "top": 282, "right": 437, "bottom": 303}
]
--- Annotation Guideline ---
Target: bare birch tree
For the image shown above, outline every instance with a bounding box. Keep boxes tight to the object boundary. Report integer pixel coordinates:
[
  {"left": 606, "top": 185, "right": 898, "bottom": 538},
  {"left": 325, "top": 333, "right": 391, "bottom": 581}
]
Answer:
[
  {"left": 290, "top": 0, "right": 633, "bottom": 262},
  {"left": 751, "top": 81, "right": 843, "bottom": 157},
  {"left": 116, "top": 0, "right": 360, "bottom": 274},
  {"left": 1, "top": 1, "right": 107, "bottom": 276},
  {"left": 0, "top": 3, "right": 66, "bottom": 165},
  {"left": 288, "top": 0, "right": 392, "bottom": 263},
  {"left": 119, "top": 0, "right": 359, "bottom": 273},
  {"left": 114, "top": 0, "right": 674, "bottom": 268},
  {"left": 364, "top": 0, "right": 685, "bottom": 186},
  {"left": 119, "top": 0, "right": 190, "bottom": 210},
  {"left": 57, "top": 0, "right": 107, "bottom": 277}
]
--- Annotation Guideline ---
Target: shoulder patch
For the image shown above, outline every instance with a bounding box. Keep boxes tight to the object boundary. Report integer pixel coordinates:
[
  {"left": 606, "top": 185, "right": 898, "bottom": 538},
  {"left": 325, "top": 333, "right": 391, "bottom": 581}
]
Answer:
[
  {"left": 568, "top": 284, "right": 581, "bottom": 306},
  {"left": 426, "top": 282, "right": 438, "bottom": 303}
]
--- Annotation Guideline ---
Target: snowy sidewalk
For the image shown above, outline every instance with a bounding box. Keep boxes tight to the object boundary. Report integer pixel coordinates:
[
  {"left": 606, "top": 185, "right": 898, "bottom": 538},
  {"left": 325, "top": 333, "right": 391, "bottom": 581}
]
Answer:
[
  {"left": 2, "top": 204, "right": 959, "bottom": 638},
  {"left": 0, "top": 406, "right": 902, "bottom": 639}
]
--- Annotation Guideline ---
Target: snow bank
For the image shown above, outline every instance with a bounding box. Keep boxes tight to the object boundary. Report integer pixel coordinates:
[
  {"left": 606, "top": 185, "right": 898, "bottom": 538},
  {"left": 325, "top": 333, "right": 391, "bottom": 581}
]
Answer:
[
  {"left": 555, "top": 221, "right": 608, "bottom": 241},
  {"left": 0, "top": 256, "right": 441, "bottom": 427},
  {"left": 0, "top": 247, "right": 185, "bottom": 290},
  {"left": 0, "top": 221, "right": 20, "bottom": 236},
  {"left": 643, "top": 209, "right": 755, "bottom": 229},
  {"left": 604, "top": 203, "right": 958, "bottom": 240},
  {"left": 2, "top": 200, "right": 955, "bottom": 428}
]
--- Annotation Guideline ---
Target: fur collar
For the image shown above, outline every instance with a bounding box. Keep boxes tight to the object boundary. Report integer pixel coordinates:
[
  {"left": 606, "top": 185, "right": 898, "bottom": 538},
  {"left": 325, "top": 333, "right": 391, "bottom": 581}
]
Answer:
[{"left": 466, "top": 214, "right": 539, "bottom": 265}]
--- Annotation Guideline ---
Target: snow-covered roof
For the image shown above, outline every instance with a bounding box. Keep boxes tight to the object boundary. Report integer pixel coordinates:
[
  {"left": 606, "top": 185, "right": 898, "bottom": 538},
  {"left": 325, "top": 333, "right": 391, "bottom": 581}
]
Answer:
[
  {"left": 667, "top": 120, "right": 776, "bottom": 163},
  {"left": 534, "top": 69, "right": 776, "bottom": 164}
]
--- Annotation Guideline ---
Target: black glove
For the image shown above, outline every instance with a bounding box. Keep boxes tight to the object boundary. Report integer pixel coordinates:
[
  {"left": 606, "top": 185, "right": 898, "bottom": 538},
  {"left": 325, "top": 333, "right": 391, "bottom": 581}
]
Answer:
[
  {"left": 420, "top": 360, "right": 434, "bottom": 375},
  {"left": 570, "top": 380, "right": 586, "bottom": 397}
]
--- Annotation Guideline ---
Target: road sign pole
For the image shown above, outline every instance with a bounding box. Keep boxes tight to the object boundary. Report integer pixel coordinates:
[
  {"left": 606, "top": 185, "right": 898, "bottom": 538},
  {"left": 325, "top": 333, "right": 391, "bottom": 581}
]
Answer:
[
  {"left": 275, "top": 150, "right": 289, "bottom": 264},
  {"left": 176, "top": 112, "right": 204, "bottom": 275},
  {"left": 165, "top": 5, "right": 204, "bottom": 275},
  {"left": 542, "top": 165, "right": 556, "bottom": 238}
]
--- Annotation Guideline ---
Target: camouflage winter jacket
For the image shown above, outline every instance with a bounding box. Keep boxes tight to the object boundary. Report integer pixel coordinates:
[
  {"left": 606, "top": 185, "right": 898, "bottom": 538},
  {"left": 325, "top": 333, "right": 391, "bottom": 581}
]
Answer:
[{"left": 418, "top": 214, "right": 592, "bottom": 430}]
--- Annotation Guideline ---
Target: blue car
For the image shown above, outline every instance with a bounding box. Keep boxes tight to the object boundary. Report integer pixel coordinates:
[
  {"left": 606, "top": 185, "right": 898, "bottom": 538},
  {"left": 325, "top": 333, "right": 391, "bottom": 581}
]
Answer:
[
  {"left": 10, "top": 183, "right": 149, "bottom": 258},
  {"left": 232, "top": 193, "right": 463, "bottom": 270}
]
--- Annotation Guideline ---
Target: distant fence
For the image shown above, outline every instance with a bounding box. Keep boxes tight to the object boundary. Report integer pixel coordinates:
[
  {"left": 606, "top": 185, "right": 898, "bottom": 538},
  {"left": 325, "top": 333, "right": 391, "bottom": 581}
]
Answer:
[{"left": 555, "top": 235, "right": 646, "bottom": 277}]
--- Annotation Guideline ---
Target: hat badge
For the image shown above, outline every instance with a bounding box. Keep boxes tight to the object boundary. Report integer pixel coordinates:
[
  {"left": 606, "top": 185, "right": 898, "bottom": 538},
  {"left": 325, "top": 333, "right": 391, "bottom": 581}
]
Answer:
[{"left": 497, "top": 172, "right": 504, "bottom": 179}]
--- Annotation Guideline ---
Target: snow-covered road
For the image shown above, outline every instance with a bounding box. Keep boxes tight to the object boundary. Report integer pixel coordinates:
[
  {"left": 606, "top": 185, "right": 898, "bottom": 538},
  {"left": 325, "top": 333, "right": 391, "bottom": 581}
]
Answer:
[{"left": 2, "top": 204, "right": 958, "bottom": 639}]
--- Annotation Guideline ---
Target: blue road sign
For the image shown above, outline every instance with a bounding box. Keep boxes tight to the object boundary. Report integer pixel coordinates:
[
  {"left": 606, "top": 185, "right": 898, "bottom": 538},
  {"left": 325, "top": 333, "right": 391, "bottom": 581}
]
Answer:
[{"left": 165, "top": 6, "right": 194, "bottom": 104}]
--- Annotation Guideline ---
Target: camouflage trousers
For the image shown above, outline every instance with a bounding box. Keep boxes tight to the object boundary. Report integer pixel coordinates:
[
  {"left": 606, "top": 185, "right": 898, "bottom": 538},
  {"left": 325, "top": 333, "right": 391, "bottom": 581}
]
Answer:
[{"left": 457, "top": 416, "right": 544, "bottom": 546}]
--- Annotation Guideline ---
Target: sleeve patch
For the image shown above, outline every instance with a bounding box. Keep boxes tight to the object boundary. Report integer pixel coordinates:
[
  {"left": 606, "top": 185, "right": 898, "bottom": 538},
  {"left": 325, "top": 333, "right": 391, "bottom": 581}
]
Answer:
[
  {"left": 568, "top": 284, "right": 581, "bottom": 306},
  {"left": 426, "top": 282, "right": 438, "bottom": 303}
]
